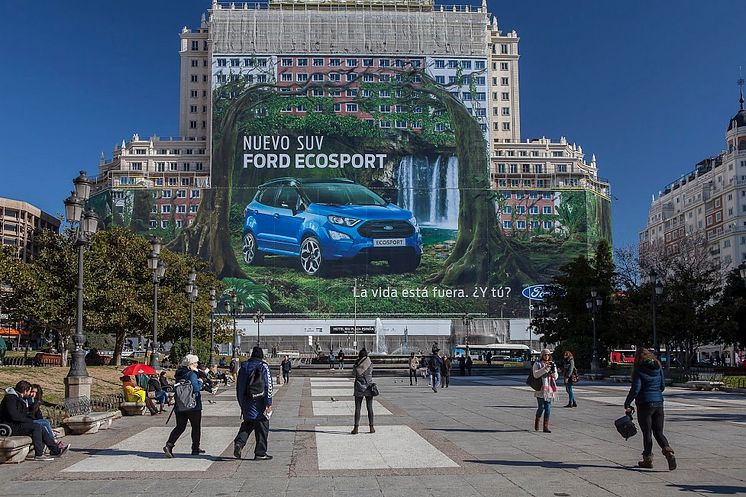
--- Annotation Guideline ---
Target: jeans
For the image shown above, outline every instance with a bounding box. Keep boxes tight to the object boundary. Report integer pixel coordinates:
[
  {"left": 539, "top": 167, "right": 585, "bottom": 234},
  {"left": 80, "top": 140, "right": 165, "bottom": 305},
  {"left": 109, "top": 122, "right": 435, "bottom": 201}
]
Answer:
[
  {"left": 431, "top": 370, "right": 441, "bottom": 390},
  {"left": 234, "top": 418, "right": 269, "bottom": 457},
  {"left": 167, "top": 410, "right": 202, "bottom": 451},
  {"left": 16, "top": 422, "right": 57, "bottom": 457},
  {"left": 565, "top": 382, "right": 575, "bottom": 404},
  {"left": 536, "top": 398, "right": 552, "bottom": 420},
  {"left": 409, "top": 369, "right": 418, "bottom": 385},
  {"left": 442, "top": 373, "right": 450, "bottom": 388},
  {"left": 636, "top": 402, "right": 670, "bottom": 456},
  {"left": 153, "top": 391, "right": 168, "bottom": 407},
  {"left": 33, "top": 419, "right": 56, "bottom": 442},
  {"left": 354, "top": 395, "right": 374, "bottom": 426},
  {"left": 282, "top": 371, "right": 290, "bottom": 383},
  {"left": 338, "top": 361, "right": 344, "bottom": 370}
]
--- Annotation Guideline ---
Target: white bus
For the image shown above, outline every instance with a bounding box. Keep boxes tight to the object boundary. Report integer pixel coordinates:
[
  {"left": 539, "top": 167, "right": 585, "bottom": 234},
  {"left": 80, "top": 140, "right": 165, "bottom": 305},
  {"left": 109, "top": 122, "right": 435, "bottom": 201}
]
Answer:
[{"left": 452, "top": 343, "right": 531, "bottom": 367}]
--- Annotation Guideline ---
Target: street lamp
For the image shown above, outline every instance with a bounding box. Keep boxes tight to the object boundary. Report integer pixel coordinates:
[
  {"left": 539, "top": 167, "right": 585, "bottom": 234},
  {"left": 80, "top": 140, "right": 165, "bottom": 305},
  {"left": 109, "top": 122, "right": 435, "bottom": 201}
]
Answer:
[
  {"left": 63, "top": 171, "right": 98, "bottom": 401},
  {"left": 253, "top": 310, "right": 265, "bottom": 347},
  {"left": 462, "top": 313, "right": 472, "bottom": 356},
  {"left": 585, "top": 289, "right": 603, "bottom": 374},
  {"left": 353, "top": 278, "right": 358, "bottom": 350},
  {"left": 147, "top": 236, "right": 166, "bottom": 368},
  {"left": 185, "top": 267, "right": 198, "bottom": 353},
  {"left": 225, "top": 289, "right": 245, "bottom": 363},
  {"left": 208, "top": 287, "right": 217, "bottom": 367},
  {"left": 649, "top": 269, "right": 664, "bottom": 354}
]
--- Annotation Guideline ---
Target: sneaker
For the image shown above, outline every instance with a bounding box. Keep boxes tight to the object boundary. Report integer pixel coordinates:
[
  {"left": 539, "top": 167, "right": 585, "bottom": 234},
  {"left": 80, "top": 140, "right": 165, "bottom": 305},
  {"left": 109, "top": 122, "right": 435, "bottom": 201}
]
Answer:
[
  {"left": 163, "top": 444, "right": 174, "bottom": 458},
  {"left": 233, "top": 443, "right": 242, "bottom": 459},
  {"left": 56, "top": 443, "right": 71, "bottom": 456},
  {"left": 211, "top": 387, "right": 219, "bottom": 394},
  {"left": 34, "top": 455, "right": 55, "bottom": 461},
  {"left": 254, "top": 454, "right": 273, "bottom": 461},
  {"left": 191, "top": 448, "right": 206, "bottom": 455}
]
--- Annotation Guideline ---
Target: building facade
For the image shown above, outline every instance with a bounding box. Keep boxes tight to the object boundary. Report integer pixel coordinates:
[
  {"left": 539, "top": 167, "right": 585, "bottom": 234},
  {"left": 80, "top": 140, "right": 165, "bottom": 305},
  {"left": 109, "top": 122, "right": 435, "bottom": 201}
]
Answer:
[
  {"left": 639, "top": 93, "right": 746, "bottom": 271},
  {"left": 0, "top": 197, "right": 60, "bottom": 261}
]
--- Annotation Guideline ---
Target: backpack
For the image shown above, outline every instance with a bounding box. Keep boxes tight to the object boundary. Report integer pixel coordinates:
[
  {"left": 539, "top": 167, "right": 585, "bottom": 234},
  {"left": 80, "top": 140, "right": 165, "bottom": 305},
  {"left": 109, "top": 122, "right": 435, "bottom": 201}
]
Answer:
[
  {"left": 245, "top": 364, "right": 266, "bottom": 401},
  {"left": 173, "top": 376, "right": 198, "bottom": 412},
  {"left": 526, "top": 368, "right": 543, "bottom": 391}
]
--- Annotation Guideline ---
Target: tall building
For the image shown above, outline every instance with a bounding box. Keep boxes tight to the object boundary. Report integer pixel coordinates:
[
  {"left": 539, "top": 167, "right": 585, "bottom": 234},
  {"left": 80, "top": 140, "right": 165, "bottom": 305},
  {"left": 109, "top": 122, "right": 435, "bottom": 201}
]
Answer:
[
  {"left": 0, "top": 197, "right": 60, "bottom": 261},
  {"left": 639, "top": 90, "right": 746, "bottom": 271}
]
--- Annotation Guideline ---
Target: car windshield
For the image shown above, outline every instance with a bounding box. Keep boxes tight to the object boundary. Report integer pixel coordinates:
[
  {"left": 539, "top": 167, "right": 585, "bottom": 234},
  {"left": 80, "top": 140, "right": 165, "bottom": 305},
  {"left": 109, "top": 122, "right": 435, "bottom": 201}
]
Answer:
[{"left": 302, "top": 182, "right": 387, "bottom": 206}]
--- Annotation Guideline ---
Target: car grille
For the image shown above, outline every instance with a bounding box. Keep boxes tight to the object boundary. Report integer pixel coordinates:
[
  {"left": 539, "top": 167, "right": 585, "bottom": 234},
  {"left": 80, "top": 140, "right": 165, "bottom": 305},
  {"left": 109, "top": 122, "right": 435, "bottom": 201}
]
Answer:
[{"left": 357, "top": 220, "right": 414, "bottom": 239}]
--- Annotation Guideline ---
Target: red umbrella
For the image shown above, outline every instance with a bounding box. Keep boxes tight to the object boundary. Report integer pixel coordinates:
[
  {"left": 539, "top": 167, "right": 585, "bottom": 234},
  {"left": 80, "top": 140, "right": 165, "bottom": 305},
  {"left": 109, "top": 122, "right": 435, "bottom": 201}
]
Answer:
[{"left": 121, "top": 363, "right": 157, "bottom": 376}]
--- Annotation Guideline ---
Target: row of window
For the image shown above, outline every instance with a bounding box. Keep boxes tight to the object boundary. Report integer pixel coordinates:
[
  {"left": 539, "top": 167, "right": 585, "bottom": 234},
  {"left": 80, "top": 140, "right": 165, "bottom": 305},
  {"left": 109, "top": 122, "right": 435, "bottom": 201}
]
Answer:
[
  {"left": 188, "top": 120, "right": 207, "bottom": 129},
  {"left": 493, "top": 62, "right": 510, "bottom": 71},
  {"left": 189, "top": 105, "right": 208, "bottom": 113},
  {"left": 491, "top": 43, "right": 511, "bottom": 55},
  {"left": 497, "top": 179, "right": 563, "bottom": 188},
  {"left": 129, "top": 148, "right": 206, "bottom": 156},
  {"left": 150, "top": 219, "right": 191, "bottom": 229},
  {"left": 155, "top": 204, "right": 200, "bottom": 214},
  {"left": 496, "top": 149, "right": 567, "bottom": 158},
  {"left": 493, "top": 122, "right": 511, "bottom": 131},
  {"left": 190, "top": 40, "right": 208, "bottom": 51},
  {"left": 190, "top": 74, "right": 209, "bottom": 83},
  {"left": 502, "top": 191, "right": 554, "bottom": 200},
  {"left": 190, "top": 59, "right": 209, "bottom": 68},
  {"left": 160, "top": 189, "right": 201, "bottom": 199},
  {"left": 189, "top": 89, "right": 209, "bottom": 99},
  {"left": 279, "top": 57, "right": 424, "bottom": 68},
  {"left": 216, "top": 57, "right": 269, "bottom": 68},
  {"left": 497, "top": 164, "right": 553, "bottom": 174},
  {"left": 503, "top": 220, "right": 554, "bottom": 230},
  {"left": 434, "top": 75, "right": 487, "bottom": 86},
  {"left": 276, "top": 72, "right": 424, "bottom": 84},
  {"left": 433, "top": 59, "right": 486, "bottom": 70},
  {"left": 129, "top": 162, "right": 204, "bottom": 172},
  {"left": 503, "top": 205, "right": 554, "bottom": 215}
]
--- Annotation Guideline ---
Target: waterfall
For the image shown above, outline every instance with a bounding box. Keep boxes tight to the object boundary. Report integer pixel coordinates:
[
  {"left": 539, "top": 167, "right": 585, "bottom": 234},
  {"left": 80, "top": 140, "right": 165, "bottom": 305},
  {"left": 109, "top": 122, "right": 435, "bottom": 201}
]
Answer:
[
  {"left": 429, "top": 156, "right": 441, "bottom": 223},
  {"left": 444, "top": 156, "right": 459, "bottom": 228},
  {"left": 396, "top": 155, "right": 459, "bottom": 228}
]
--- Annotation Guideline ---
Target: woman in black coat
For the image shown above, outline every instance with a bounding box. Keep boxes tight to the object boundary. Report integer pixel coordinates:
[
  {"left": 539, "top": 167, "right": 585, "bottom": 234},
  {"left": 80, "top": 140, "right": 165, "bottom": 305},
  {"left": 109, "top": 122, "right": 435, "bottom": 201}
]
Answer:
[{"left": 351, "top": 349, "right": 375, "bottom": 435}]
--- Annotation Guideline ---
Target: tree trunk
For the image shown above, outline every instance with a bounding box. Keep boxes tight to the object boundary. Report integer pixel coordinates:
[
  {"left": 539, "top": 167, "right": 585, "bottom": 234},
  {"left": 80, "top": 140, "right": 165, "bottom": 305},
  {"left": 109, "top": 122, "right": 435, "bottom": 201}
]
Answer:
[{"left": 113, "top": 330, "right": 125, "bottom": 367}]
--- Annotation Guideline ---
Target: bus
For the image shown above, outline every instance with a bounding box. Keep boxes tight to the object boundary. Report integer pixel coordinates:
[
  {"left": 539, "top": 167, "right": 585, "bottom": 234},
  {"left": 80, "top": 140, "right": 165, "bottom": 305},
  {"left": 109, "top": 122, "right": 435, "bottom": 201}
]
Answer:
[
  {"left": 610, "top": 348, "right": 668, "bottom": 365},
  {"left": 452, "top": 344, "right": 531, "bottom": 367}
]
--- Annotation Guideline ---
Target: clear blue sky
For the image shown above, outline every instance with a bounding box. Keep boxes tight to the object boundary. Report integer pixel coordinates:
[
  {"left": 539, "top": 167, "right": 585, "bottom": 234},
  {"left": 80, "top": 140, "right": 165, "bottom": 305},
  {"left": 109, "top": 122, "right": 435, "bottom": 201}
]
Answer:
[{"left": 1, "top": 1, "right": 744, "bottom": 249}]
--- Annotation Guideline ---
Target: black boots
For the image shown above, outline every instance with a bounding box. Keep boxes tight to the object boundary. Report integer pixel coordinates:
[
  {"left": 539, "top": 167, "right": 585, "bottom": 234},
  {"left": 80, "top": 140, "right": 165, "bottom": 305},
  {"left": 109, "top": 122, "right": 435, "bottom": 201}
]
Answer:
[
  {"left": 369, "top": 425, "right": 376, "bottom": 434},
  {"left": 543, "top": 419, "right": 551, "bottom": 433},
  {"left": 638, "top": 454, "right": 653, "bottom": 469},
  {"left": 662, "top": 447, "right": 677, "bottom": 470},
  {"left": 351, "top": 426, "right": 359, "bottom": 435},
  {"left": 163, "top": 442, "right": 174, "bottom": 458},
  {"left": 534, "top": 417, "right": 541, "bottom": 431}
]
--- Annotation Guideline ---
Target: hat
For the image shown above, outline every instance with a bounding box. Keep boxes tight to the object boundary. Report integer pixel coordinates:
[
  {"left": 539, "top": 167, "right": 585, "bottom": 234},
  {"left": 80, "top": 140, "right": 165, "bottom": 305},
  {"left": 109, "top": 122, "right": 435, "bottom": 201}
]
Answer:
[
  {"left": 541, "top": 348, "right": 552, "bottom": 356},
  {"left": 250, "top": 346, "right": 264, "bottom": 359},
  {"left": 182, "top": 354, "right": 199, "bottom": 366}
]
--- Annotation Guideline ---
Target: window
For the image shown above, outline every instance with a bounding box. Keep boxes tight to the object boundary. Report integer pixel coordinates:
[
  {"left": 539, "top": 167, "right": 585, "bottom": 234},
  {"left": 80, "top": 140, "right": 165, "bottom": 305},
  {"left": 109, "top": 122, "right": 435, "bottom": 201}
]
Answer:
[
  {"left": 149, "top": 220, "right": 157, "bottom": 229},
  {"left": 313, "top": 58, "right": 324, "bottom": 66},
  {"left": 191, "top": 189, "right": 200, "bottom": 198},
  {"left": 503, "top": 220, "right": 512, "bottom": 229},
  {"left": 329, "top": 73, "right": 340, "bottom": 81},
  {"left": 544, "top": 221, "right": 553, "bottom": 229},
  {"left": 517, "top": 220, "right": 526, "bottom": 229},
  {"left": 501, "top": 107, "right": 510, "bottom": 116},
  {"left": 529, "top": 206, "right": 539, "bottom": 215},
  {"left": 281, "top": 73, "right": 292, "bottom": 81},
  {"left": 346, "top": 103, "right": 358, "bottom": 112},
  {"left": 435, "top": 76, "right": 445, "bottom": 84},
  {"left": 297, "top": 73, "right": 308, "bottom": 82},
  {"left": 312, "top": 73, "right": 324, "bottom": 81},
  {"left": 191, "top": 41, "right": 199, "bottom": 50},
  {"left": 502, "top": 122, "right": 511, "bottom": 130},
  {"left": 475, "top": 61, "right": 485, "bottom": 70},
  {"left": 500, "top": 62, "right": 509, "bottom": 70},
  {"left": 190, "top": 205, "right": 199, "bottom": 213},
  {"left": 379, "top": 104, "right": 391, "bottom": 113},
  {"left": 500, "top": 44, "right": 509, "bottom": 54},
  {"left": 189, "top": 120, "right": 197, "bottom": 129},
  {"left": 501, "top": 92, "right": 510, "bottom": 101},
  {"left": 195, "top": 162, "right": 203, "bottom": 171},
  {"left": 190, "top": 74, "right": 198, "bottom": 82},
  {"left": 363, "top": 74, "right": 374, "bottom": 82},
  {"left": 312, "top": 88, "right": 324, "bottom": 96},
  {"left": 346, "top": 73, "right": 357, "bottom": 82},
  {"left": 162, "top": 190, "right": 172, "bottom": 198},
  {"left": 177, "top": 205, "right": 187, "bottom": 213},
  {"left": 379, "top": 59, "right": 390, "bottom": 67},
  {"left": 161, "top": 220, "right": 169, "bottom": 228},
  {"left": 396, "top": 120, "right": 407, "bottom": 129},
  {"left": 176, "top": 190, "right": 186, "bottom": 198},
  {"left": 363, "top": 58, "right": 373, "bottom": 67},
  {"left": 161, "top": 205, "right": 171, "bottom": 214},
  {"left": 475, "top": 77, "right": 485, "bottom": 85},
  {"left": 516, "top": 206, "right": 525, "bottom": 214},
  {"left": 217, "top": 58, "right": 227, "bottom": 67},
  {"left": 521, "top": 164, "right": 530, "bottom": 173},
  {"left": 297, "top": 58, "right": 308, "bottom": 67},
  {"left": 190, "top": 89, "right": 198, "bottom": 98},
  {"left": 435, "top": 60, "right": 445, "bottom": 69},
  {"left": 533, "top": 164, "right": 543, "bottom": 173},
  {"left": 131, "top": 162, "right": 143, "bottom": 171},
  {"left": 181, "top": 178, "right": 190, "bottom": 186},
  {"left": 281, "top": 58, "right": 292, "bottom": 66},
  {"left": 346, "top": 58, "right": 358, "bottom": 67},
  {"left": 556, "top": 164, "right": 567, "bottom": 172},
  {"left": 329, "top": 58, "right": 341, "bottom": 66},
  {"left": 503, "top": 206, "right": 512, "bottom": 214},
  {"left": 168, "top": 178, "right": 177, "bottom": 186},
  {"left": 543, "top": 192, "right": 552, "bottom": 200}
]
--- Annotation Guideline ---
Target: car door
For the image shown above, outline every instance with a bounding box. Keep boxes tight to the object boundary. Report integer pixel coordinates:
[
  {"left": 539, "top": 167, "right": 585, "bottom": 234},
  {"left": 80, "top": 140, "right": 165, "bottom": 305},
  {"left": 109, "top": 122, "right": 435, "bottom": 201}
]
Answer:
[
  {"left": 252, "top": 186, "right": 281, "bottom": 251},
  {"left": 274, "top": 185, "right": 305, "bottom": 254}
]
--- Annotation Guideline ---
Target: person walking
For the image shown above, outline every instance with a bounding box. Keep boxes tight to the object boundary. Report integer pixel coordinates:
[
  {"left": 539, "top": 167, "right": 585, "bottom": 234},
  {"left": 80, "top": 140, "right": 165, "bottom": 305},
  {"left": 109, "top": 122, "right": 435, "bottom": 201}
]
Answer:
[
  {"left": 351, "top": 349, "right": 375, "bottom": 434},
  {"left": 624, "top": 348, "right": 676, "bottom": 470},
  {"left": 428, "top": 345, "right": 443, "bottom": 393},
  {"left": 163, "top": 354, "right": 204, "bottom": 457},
  {"left": 408, "top": 352, "right": 418, "bottom": 386},
  {"left": 458, "top": 354, "right": 466, "bottom": 376},
  {"left": 281, "top": 355, "right": 292, "bottom": 384},
  {"left": 532, "top": 349, "right": 558, "bottom": 433},
  {"left": 440, "top": 353, "right": 451, "bottom": 388},
  {"left": 465, "top": 354, "right": 473, "bottom": 376},
  {"left": 562, "top": 351, "right": 577, "bottom": 408},
  {"left": 234, "top": 346, "right": 274, "bottom": 460}
]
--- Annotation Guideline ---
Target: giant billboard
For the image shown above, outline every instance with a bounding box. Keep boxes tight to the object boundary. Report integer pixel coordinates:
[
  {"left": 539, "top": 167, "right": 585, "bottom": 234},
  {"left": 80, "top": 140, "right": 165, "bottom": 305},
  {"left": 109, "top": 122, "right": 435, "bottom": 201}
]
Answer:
[{"left": 162, "top": 54, "right": 612, "bottom": 317}]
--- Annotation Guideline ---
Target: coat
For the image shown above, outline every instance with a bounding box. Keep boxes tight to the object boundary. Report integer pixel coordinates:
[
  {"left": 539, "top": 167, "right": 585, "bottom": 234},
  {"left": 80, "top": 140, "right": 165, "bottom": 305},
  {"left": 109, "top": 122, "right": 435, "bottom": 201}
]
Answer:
[
  {"left": 237, "top": 359, "right": 273, "bottom": 420},
  {"left": 624, "top": 361, "right": 665, "bottom": 408},
  {"left": 175, "top": 366, "right": 203, "bottom": 411},
  {"left": 281, "top": 359, "right": 292, "bottom": 373},
  {"left": 0, "top": 388, "right": 34, "bottom": 436},
  {"left": 532, "top": 360, "right": 559, "bottom": 400},
  {"left": 353, "top": 357, "right": 373, "bottom": 397}
]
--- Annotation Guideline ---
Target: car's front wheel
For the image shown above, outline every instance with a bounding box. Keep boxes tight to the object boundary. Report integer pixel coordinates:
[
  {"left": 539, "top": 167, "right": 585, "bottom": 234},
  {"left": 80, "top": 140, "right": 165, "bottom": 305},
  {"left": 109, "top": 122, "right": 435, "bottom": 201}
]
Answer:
[
  {"left": 300, "top": 236, "right": 324, "bottom": 276},
  {"left": 389, "top": 253, "right": 421, "bottom": 273},
  {"left": 242, "top": 232, "right": 263, "bottom": 266}
]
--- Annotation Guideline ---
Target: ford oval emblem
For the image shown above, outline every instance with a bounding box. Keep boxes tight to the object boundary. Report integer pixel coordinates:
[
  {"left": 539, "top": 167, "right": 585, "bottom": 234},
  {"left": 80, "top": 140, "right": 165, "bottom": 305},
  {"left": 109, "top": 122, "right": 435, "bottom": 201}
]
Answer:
[
  {"left": 522, "top": 285, "right": 548, "bottom": 301},
  {"left": 384, "top": 225, "right": 394, "bottom": 231}
]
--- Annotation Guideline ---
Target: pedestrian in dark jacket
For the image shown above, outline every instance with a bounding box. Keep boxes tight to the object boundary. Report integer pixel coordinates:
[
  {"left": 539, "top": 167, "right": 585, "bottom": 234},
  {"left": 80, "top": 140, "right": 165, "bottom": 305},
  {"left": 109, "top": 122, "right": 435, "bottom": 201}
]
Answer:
[
  {"left": 147, "top": 374, "right": 168, "bottom": 412},
  {"left": 624, "top": 348, "right": 676, "bottom": 471},
  {"left": 465, "top": 355, "right": 473, "bottom": 376},
  {"left": 281, "top": 356, "right": 292, "bottom": 384},
  {"left": 163, "top": 354, "right": 204, "bottom": 457},
  {"left": 0, "top": 381, "right": 67, "bottom": 461},
  {"left": 458, "top": 354, "right": 466, "bottom": 376},
  {"left": 234, "top": 346, "right": 274, "bottom": 460},
  {"left": 563, "top": 351, "right": 577, "bottom": 408},
  {"left": 428, "top": 345, "right": 443, "bottom": 392},
  {"left": 440, "top": 354, "right": 451, "bottom": 388},
  {"left": 351, "top": 349, "right": 375, "bottom": 434}
]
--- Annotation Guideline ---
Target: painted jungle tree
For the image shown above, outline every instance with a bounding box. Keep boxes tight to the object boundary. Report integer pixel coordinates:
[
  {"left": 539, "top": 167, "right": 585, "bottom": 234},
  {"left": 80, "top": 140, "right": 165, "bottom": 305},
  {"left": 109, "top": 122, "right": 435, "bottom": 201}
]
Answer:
[{"left": 172, "top": 63, "right": 534, "bottom": 286}]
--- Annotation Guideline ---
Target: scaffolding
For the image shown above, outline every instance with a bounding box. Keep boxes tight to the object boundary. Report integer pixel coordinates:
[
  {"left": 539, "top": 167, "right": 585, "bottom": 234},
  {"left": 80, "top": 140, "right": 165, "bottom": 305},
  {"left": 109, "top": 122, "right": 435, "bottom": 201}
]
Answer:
[{"left": 210, "top": 1, "right": 490, "bottom": 56}]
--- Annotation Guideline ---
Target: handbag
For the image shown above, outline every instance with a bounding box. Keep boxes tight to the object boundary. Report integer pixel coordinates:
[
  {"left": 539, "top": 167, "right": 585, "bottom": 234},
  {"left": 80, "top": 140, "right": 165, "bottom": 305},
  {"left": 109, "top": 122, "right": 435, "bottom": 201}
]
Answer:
[
  {"left": 614, "top": 409, "right": 638, "bottom": 440},
  {"left": 367, "top": 383, "right": 380, "bottom": 397},
  {"left": 570, "top": 369, "right": 579, "bottom": 384},
  {"left": 526, "top": 370, "right": 542, "bottom": 391}
]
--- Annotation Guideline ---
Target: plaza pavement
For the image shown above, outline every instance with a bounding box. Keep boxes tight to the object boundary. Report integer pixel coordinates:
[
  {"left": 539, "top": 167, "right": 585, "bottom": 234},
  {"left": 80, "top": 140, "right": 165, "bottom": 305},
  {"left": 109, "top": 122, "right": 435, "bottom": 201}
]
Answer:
[{"left": 0, "top": 371, "right": 745, "bottom": 497}]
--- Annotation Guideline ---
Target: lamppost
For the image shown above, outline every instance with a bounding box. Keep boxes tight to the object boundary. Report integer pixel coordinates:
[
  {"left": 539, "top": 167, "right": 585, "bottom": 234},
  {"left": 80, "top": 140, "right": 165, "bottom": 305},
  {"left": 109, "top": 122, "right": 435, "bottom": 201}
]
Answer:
[
  {"left": 585, "top": 289, "right": 603, "bottom": 374},
  {"left": 185, "top": 267, "right": 198, "bottom": 353},
  {"left": 147, "top": 236, "right": 166, "bottom": 368},
  {"left": 208, "top": 287, "right": 217, "bottom": 368},
  {"left": 224, "top": 290, "right": 244, "bottom": 368},
  {"left": 353, "top": 278, "right": 358, "bottom": 350},
  {"left": 254, "top": 310, "right": 264, "bottom": 347},
  {"left": 462, "top": 313, "right": 472, "bottom": 356},
  {"left": 63, "top": 171, "right": 99, "bottom": 401},
  {"left": 649, "top": 269, "right": 664, "bottom": 354}
]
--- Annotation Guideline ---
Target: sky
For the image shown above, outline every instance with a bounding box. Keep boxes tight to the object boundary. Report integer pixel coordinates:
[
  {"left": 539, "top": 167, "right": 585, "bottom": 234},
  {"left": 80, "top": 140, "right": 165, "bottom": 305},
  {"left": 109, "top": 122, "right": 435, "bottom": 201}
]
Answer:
[{"left": 1, "top": 0, "right": 745, "bottom": 249}]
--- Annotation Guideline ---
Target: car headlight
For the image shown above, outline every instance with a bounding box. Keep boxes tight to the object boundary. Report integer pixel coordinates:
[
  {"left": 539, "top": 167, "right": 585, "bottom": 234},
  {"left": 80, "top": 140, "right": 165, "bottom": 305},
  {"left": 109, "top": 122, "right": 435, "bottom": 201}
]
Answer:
[
  {"left": 408, "top": 216, "right": 420, "bottom": 232},
  {"left": 328, "top": 230, "right": 352, "bottom": 241},
  {"left": 328, "top": 215, "right": 361, "bottom": 227}
]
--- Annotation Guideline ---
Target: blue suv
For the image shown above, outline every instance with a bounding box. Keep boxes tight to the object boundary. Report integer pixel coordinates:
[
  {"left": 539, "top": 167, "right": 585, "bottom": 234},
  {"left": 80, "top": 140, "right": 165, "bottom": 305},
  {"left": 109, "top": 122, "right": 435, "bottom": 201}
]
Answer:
[{"left": 242, "top": 178, "right": 422, "bottom": 275}]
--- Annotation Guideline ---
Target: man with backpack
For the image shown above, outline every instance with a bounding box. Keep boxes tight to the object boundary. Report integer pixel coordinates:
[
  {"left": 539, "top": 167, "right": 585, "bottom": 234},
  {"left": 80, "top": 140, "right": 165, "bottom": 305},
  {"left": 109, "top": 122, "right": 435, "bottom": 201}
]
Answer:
[
  {"left": 428, "top": 345, "right": 443, "bottom": 393},
  {"left": 163, "top": 354, "right": 204, "bottom": 457},
  {"left": 233, "top": 346, "right": 273, "bottom": 460}
]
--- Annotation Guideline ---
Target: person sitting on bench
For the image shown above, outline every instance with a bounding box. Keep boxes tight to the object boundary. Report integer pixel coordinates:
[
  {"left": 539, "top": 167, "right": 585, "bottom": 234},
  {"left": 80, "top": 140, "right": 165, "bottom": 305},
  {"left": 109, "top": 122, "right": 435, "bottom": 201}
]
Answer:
[
  {"left": 0, "top": 380, "right": 69, "bottom": 461},
  {"left": 121, "top": 375, "right": 158, "bottom": 415}
]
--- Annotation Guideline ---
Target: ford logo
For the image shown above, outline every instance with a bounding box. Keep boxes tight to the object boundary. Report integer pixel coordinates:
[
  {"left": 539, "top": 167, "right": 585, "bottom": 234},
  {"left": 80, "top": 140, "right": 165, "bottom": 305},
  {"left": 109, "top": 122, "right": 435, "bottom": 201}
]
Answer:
[
  {"left": 383, "top": 225, "right": 394, "bottom": 231},
  {"left": 522, "top": 285, "right": 548, "bottom": 301}
]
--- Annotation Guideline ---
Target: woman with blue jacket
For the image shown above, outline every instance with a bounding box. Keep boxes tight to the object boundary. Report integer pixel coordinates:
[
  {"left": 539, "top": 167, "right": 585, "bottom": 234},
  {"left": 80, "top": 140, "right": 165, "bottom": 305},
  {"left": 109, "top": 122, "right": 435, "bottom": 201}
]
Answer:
[
  {"left": 163, "top": 354, "right": 204, "bottom": 457},
  {"left": 624, "top": 348, "right": 676, "bottom": 470}
]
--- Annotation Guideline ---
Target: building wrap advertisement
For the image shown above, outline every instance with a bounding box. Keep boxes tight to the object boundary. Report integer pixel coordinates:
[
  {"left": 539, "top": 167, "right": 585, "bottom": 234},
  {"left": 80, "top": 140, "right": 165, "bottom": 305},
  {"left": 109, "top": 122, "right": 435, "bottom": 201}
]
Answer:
[{"left": 155, "top": 52, "right": 611, "bottom": 318}]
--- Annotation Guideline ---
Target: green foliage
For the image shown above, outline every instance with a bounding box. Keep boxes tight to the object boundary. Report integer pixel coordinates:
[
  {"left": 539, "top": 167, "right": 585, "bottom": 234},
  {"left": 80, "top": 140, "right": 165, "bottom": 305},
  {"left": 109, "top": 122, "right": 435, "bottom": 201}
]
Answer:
[
  {"left": 169, "top": 337, "right": 211, "bottom": 366},
  {"left": 719, "top": 268, "right": 746, "bottom": 348},
  {"left": 221, "top": 277, "right": 271, "bottom": 313}
]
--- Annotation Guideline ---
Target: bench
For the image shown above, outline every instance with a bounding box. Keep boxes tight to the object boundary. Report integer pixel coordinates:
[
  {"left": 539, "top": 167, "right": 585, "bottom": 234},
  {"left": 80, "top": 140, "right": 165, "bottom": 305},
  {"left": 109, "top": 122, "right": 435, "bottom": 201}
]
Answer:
[
  {"left": 0, "top": 436, "right": 33, "bottom": 464},
  {"left": 686, "top": 380, "right": 725, "bottom": 391},
  {"left": 609, "top": 375, "right": 631, "bottom": 383},
  {"left": 62, "top": 397, "right": 119, "bottom": 435},
  {"left": 120, "top": 402, "right": 146, "bottom": 416}
]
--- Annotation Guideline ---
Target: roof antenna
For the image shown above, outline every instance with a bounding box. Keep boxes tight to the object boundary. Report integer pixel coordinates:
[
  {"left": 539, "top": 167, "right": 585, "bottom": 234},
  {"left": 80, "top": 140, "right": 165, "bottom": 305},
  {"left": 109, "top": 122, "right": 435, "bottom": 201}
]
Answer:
[{"left": 738, "top": 66, "right": 744, "bottom": 111}]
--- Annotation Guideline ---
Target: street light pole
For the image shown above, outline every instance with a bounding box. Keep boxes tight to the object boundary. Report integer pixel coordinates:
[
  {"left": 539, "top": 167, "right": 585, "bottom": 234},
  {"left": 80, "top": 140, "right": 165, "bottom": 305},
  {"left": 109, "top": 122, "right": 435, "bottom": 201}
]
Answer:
[
  {"left": 353, "top": 278, "right": 358, "bottom": 350},
  {"left": 649, "top": 269, "right": 664, "bottom": 355},
  {"left": 585, "top": 289, "right": 603, "bottom": 374},
  {"left": 64, "top": 171, "right": 98, "bottom": 401},
  {"left": 208, "top": 287, "right": 217, "bottom": 368},
  {"left": 254, "top": 310, "right": 264, "bottom": 347},
  {"left": 186, "top": 267, "right": 197, "bottom": 353},
  {"left": 147, "top": 237, "right": 165, "bottom": 368}
]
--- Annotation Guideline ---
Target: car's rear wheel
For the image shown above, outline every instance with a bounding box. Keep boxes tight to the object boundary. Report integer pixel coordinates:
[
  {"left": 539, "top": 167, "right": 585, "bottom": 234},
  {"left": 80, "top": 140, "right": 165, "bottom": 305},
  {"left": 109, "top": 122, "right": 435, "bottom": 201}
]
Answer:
[
  {"left": 300, "top": 236, "right": 324, "bottom": 276},
  {"left": 389, "top": 253, "right": 421, "bottom": 273},
  {"left": 242, "top": 232, "right": 262, "bottom": 265}
]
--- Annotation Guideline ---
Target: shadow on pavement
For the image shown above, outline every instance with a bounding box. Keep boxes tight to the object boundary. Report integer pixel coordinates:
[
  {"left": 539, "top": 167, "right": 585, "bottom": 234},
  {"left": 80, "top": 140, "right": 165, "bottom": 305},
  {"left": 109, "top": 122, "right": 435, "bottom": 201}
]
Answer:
[
  {"left": 485, "top": 405, "right": 535, "bottom": 409},
  {"left": 428, "top": 428, "right": 525, "bottom": 433},
  {"left": 464, "top": 459, "right": 624, "bottom": 470},
  {"left": 72, "top": 447, "right": 235, "bottom": 462},
  {"left": 669, "top": 484, "right": 746, "bottom": 494}
]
